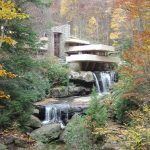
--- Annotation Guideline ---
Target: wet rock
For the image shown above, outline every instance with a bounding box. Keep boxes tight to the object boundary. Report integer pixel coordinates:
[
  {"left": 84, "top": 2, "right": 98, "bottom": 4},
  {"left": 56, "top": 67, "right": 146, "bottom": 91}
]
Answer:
[
  {"left": 30, "top": 124, "right": 61, "bottom": 143},
  {"left": 14, "top": 139, "right": 29, "bottom": 148},
  {"left": 30, "top": 141, "right": 47, "bottom": 150},
  {"left": 59, "top": 131, "right": 65, "bottom": 142},
  {"left": 28, "top": 115, "right": 42, "bottom": 129},
  {"left": 51, "top": 85, "right": 91, "bottom": 98},
  {"left": 69, "top": 62, "right": 81, "bottom": 72},
  {"left": 68, "top": 86, "right": 90, "bottom": 96},
  {"left": 51, "top": 86, "right": 69, "bottom": 98},
  {"left": 101, "top": 143, "right": 121, "bottom": 150},
  {"left": 3, "top": 136, "right": 14, "bottom": 145},
  {"left": 69, "top": 71, "right": 94, "bottom": 83},
  {"left": 33, "top": 109, "right": 39, "bottom": 116},
  {"left": 37, "top": 105, "right": 46, "bottom": 121}
]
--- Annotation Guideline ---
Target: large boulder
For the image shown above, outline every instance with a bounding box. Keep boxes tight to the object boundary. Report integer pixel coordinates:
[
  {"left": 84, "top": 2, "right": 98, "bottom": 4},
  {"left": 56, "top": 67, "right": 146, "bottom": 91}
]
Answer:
[
  {"left": 69, "top": 71, "right": 94, "bottom": 83},
  {"left": 51, "top": 85, "right": 91, "bottom": 98},
  {"left": 68, "top": 85, "right": 90, "bottom": 96},
  {"left": 51, "top": 86, "right": 69, "bottom": 98},
  {"left": 27, "top": 115, "right": 42, "bottom": 129},
  {"left": 14, "top": 138, "right": 29, "bottom": 148},
  {"left": 33, "top": 108, "right": 39, "bottom": 116},
  {"left": 30, "top": 124, "right": 61, "bottom": 143},
  {"left": 69, "top": 62, "right": 81, "bottom": 72},
  {"left": 31, "top": 141, "right": 47, "bottom": 150},
  {"left": 101, "top": 143, "right": 121, "bottom": 150}
]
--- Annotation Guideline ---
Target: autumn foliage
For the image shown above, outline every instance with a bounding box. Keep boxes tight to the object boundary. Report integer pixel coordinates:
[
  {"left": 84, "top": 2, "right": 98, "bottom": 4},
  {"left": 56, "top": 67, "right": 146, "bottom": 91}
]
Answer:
[
  {"left": 0, "top": 0, "right": 28, "bottom": 45},
  {"left": 0, "top": 0, "right": 28, "bottom": 109},
  {"left": 93, "top": 0, "right": 150, "bottom": 149},
  {"left": 110, "top": 0, "right": 150, "bottom": 102}
]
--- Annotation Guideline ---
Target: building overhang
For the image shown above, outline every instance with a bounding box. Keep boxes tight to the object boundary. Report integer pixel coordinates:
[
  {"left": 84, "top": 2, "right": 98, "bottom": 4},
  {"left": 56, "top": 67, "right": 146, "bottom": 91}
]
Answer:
[
  {"left": 65, "top": 38, "right": 90, "bottom": 45},
  {"left": 66, "top": 54, "right": 120, "bottom": 63},
  {"left": 66, "top": 44, "right": 115, "bottom": 54}
]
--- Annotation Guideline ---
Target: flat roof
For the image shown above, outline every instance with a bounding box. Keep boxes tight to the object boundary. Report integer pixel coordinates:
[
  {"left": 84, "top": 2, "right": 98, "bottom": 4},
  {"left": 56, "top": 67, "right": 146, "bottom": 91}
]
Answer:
[
  {"left": 66, "top": 44, "right": 115, "bottom": 53},
  {"left": 65, "top": 38, "right": 90, "bottom": 45},
  {"left": 66, "top": 54, "right": 120, "bottom": 63}
]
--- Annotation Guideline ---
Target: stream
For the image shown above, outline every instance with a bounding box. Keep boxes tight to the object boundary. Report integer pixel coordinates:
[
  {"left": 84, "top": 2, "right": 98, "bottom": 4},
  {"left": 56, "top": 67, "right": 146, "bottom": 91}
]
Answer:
[{"left": 41, "top": 71, "right": 117, "bottom": 125}]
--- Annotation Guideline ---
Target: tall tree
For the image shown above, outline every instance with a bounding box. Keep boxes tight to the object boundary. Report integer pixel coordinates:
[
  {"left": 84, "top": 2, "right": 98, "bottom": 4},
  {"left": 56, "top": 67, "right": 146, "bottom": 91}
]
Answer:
[
  {"left": 86, "top": 16, "right": 98, "bottom": 41},
  {"left": 0, "top": 0, "right": 28, "bottom": 105},
  {"left": 0, "top": 0, "right": 48, "bottom": 129},
  {"left": 113, "top": 0, "right": 150, "bottom": 103}
]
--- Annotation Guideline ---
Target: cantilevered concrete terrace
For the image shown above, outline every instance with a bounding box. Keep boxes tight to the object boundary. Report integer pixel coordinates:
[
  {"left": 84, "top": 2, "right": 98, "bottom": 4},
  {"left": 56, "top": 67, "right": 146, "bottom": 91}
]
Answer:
[
  {"left": 66, "top": 44, "right": 119, "bottom": 64},
  {"left": 66, "top": 54, "right": 120, "bottom": 63},
  {"left": 65, "top": 38, "right": 90, "bottom": 46},
  {"left": 67, "top": 44, "right": 115, "bottom": 53},
  {"left": 65, "top": 43, "right": 120, "bottom": 71}
]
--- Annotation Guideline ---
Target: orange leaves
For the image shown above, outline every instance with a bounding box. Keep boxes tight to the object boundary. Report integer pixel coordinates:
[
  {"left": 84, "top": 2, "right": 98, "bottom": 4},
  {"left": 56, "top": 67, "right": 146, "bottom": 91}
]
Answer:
[
  {"left": 134, "top": 77, "right": 146, "bottom": 85},
  {"left": 119, "top": 66, "right": 134, "bottom": 76},
  {"left": 122, "top": 31, "right": 150, "bottom": 73},
  {"left": 122, "top": 92, "right": 139, "bottom": 99},
  {"left": 112, "top": 9, "right": 149, "bottom": 103},
  {"left": 0, "top": 129, "right": 36, "bottom": 146},
  {"left": 123, "top": 48, "right": 145, "bottom": 66},
  {"left": 134, "top": 31, "right": 150, "bottom": 50}
]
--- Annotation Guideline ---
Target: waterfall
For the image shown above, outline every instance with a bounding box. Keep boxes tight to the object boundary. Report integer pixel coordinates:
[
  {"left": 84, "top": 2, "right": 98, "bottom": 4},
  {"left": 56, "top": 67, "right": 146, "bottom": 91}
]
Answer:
[
  {"left": 93, "top": 73, "right": 101, "bottom": 93},
  {"left": 43, "top": 103, "right": 70, "bottom": 125},
  {"left": 100, "top": 72, "right": 112, "bottom": 93},
  {"left": 93, "top": 71, "right": 117, "bottom": 94}
]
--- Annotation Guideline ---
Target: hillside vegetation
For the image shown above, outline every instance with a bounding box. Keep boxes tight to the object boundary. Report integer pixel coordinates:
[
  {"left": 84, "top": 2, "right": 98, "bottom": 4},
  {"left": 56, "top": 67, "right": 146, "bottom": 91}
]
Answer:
[{"left": 0, "top": 0, "right": 149, "bottom": 149}]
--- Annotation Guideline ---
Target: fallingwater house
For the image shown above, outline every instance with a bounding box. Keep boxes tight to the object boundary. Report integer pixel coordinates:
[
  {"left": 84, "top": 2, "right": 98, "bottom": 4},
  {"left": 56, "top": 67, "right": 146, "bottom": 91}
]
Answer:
[
  {"left": 36, "top": 24, "right": 120, "bottom": 123},
  {"left": 38, "top": 24, "right": 120, "bottom": 71}
]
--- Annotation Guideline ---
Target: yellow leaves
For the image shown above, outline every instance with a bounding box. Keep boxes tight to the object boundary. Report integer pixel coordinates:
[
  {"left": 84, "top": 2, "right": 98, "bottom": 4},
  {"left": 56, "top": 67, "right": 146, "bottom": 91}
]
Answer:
[
  {"left": 0, "top": 0, "right": 29, "bottom": 20},
  {"left": 94, "top": 122, "right": 150, "bottom": 149},
  {"left": 0, "top": 64, "right": 17, "bottom": 78},
  {"left": 110, "top": 8, "right": 128, "bottom": 44},
  {"left": 88, "top": 17, "right": 98, "bottom": 27},
  {"left": 0, "top": 91, "right": 10, "bottom": 100},
  {"left": 121, "top": 126, "right": 150, "bottom": 149},
  {"left": 86, "top": 16, "right": 98, "bottom": 37},
  {"left": 143, "top": 105, "right": 150, "bottom": 113},
  {"left": 94, "top": 127, "right": 109, "bottom": 135},
  {"left": 129, "top": 105, "right": 150, "bottom": 127},
  {"left": 0, "top": 0, "right": 28, "bottom": 47},
  {"left": 0, "top": 64, "right": 15, "bottom": 108},
  {"left": 60, "top": 0, "right": 68, "bottom": 16},
  {"left": 0, "top": 36, "right": 17, "bottom": 45},
  {"left": 60, "top": 0, "right": 79, "bottom": 20},
  {"left": 110, "top": 32, "right": 120, "bottom": 40}
]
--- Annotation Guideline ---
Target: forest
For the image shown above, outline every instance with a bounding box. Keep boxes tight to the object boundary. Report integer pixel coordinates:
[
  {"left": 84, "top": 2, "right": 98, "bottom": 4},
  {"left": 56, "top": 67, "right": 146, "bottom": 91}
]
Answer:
[{"left": 0, "top": 0, "right": 149, "bottom": 150}]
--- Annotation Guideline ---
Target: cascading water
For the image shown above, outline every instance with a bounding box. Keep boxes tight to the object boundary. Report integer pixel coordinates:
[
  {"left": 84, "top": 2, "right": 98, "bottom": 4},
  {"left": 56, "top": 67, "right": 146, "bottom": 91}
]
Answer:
[
  {"left": 93, "top": 73, "right": 101, "bottom": 93},
  {"left": 110, "top": 71, "right": 117, "bottom": 84},
  {"left": 100, "top": 72, "right": 112, "bottom": 93},
  {"left": 43, "top": 103, "right": 70, "bottom": 125},
  {"left": 93, "top": 71, "right": 117, "bottom": 94}
]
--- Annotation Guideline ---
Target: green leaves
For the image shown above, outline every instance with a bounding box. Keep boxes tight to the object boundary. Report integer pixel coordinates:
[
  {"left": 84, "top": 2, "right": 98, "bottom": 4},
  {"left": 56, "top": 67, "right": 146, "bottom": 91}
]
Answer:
[
  {"left": 64, "top": 115, "right": 94, "bottom": 150},
  {"left": 86, "top": 89, "right": 108, "bottom": 129}
]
